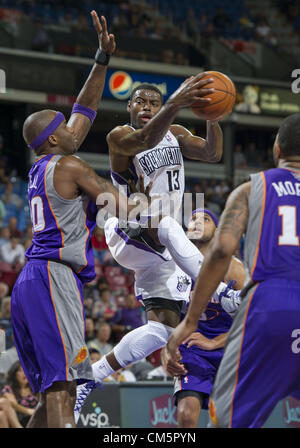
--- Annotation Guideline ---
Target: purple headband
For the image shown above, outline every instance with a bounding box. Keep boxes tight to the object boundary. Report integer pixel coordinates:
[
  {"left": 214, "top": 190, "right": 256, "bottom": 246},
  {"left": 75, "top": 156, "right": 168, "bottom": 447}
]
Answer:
[
  {"left": 192, "top": 208, "right": 218, "bottom": 228},
  {"left": 28, "top": 111, "right": 65, "bottom": 150}
]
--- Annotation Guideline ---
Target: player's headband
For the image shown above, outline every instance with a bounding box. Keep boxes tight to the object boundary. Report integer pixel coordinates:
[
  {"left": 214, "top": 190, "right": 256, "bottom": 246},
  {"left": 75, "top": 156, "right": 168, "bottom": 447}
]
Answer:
[
  {"left": 28, "top": 112, "right": 65, "bottom": 150},
  {"left": 191, "top": 208, "right": 218, "bottom": 228}
]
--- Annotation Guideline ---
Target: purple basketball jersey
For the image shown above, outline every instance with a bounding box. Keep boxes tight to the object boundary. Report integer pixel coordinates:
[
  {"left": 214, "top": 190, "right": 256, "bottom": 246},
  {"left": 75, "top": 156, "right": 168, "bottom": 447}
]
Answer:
[
  {"left": 26, "top": 154, "right": 96, "bottom": 283},
  {"left": 245, "top": 168, "right": 300, "bottom": 282}
]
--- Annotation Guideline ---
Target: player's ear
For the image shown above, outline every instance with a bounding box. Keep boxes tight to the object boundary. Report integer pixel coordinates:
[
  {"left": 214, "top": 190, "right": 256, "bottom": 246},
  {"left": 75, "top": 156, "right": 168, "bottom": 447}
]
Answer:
[
  {"left": 127, "top": 100, "right": 131, "bottom": 113},
  {"left": 48, "top": 134, "right": 58, "bottom": 146}
]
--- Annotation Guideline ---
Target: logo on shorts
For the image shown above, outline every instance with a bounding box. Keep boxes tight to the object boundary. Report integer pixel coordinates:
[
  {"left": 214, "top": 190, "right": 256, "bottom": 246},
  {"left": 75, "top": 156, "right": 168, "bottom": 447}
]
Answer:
[
  {"left": 73, "top": 347, "right": 88, "bottom": 365},
  {"left": 209, "top": 399, "right": 219, "bottom": 427},
  {"left": 176, "top": 275, "right": 191, "bottom": 293},
  {"left": 183, "top": 376, "right": 188, "bottom": 384},
  {"left": 109, "top": 71, "right": 133, "bottom": 100}
]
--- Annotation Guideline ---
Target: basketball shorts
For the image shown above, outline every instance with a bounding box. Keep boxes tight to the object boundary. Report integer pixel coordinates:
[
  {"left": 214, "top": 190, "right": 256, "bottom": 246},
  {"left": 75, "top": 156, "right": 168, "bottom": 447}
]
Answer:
[
  {"left": 10, "top": 259, "right": 93, "bottom": 393},
  {"left": 104, "top": 217, "right": 191, "bottom": 303},
  {"left": 208, "top": 279, "right": 300, "bottom": 428},
  {"left": 174, "top": 344, "right": 224, "bottom": 409}
]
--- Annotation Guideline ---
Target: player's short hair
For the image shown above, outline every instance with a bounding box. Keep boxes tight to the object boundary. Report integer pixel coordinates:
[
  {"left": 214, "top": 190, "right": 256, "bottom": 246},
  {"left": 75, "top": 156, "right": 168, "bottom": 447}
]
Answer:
[
  {"left": 278, "top": 113, "right": 300, "bottom": 157},
  {"left": 130, "top": 83, "right": 163, "bottom": 103}
]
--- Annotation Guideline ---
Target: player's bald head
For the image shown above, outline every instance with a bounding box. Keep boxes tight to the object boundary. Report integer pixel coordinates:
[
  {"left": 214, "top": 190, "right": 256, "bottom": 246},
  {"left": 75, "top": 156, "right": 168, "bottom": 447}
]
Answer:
[{"left": 23, "top": 109, "right": 57, "bottom": 147}]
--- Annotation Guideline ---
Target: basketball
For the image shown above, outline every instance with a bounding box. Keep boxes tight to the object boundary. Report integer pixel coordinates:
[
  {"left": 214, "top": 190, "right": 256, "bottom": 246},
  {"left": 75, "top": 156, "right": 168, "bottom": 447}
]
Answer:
[{"left": 190, "top": 71, "right": 236, "bottom": 121}]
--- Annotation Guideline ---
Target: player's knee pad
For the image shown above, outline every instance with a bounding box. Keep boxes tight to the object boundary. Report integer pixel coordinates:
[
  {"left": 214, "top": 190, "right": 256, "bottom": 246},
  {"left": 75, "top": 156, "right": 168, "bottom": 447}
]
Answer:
[{"left": 113, "top": 320, "right": 173, "bottom": 368}]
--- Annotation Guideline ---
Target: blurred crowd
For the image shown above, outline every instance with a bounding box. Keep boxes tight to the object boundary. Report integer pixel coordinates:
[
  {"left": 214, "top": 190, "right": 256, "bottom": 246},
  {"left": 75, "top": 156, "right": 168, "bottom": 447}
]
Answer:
[{"left": 0, "top": 0, "right": 293, "bottom": 65}]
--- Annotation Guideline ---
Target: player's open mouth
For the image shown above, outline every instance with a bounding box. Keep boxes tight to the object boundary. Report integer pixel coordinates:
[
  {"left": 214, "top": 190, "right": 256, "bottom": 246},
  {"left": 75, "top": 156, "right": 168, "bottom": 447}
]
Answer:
[{"left": 140, "top": 114, "right": 152, "bottom": 122}]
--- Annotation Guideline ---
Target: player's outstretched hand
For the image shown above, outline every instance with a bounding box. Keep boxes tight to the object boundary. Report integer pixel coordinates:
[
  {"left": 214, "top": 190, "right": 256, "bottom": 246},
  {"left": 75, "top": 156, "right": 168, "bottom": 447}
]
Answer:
[
  {"left": 91, "top": 10, "right": 116, "bottom": 55},
  {"left": 167, "top": 72, "right": 215, "bottom": 110}
]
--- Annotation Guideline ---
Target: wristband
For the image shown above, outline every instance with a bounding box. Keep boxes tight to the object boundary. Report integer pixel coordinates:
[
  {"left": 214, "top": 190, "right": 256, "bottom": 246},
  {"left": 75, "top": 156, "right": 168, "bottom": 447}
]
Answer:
[
  {"left": 71, "top": 102, "right": 97, "bottom": 124},
  {"left": 95, "top": 48, "right": 110, "bottom": 66}
]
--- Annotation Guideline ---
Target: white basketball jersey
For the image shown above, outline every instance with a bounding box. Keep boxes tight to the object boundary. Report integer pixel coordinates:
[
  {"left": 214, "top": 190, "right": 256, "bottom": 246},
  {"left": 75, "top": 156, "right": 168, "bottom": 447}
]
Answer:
[{"left": 111, "top": 126, "right": 185, "bottom": 201}]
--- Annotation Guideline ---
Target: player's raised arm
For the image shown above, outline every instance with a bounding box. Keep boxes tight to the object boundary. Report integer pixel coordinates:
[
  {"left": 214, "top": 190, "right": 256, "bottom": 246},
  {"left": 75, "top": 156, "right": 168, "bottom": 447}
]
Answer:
[
  {"left": 107, "top": 73, "right": 215, "bottom": 157},
  {"left": 166, "top": 181, "right": 250, "bottom": 357},
  {"left": 67, "top": 11, "right": 116, "bottom": 149},
  {"left": 170, "top": 120, "right": 223, "bottom": 163}
]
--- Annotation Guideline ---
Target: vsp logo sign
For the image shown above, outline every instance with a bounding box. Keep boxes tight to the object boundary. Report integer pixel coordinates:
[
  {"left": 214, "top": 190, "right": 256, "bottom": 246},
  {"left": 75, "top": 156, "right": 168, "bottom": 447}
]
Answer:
[
  {"left": 79, "top": 402, "right": 111, "bottom": 428},
  {"left": 291, "top": 69, "right": 300, "bottom": 94}
]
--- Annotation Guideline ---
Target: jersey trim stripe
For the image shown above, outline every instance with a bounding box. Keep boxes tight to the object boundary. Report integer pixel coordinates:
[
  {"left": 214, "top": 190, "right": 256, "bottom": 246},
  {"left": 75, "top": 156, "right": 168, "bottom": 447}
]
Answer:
[
  {"left": 229, "top": 284, "right": 258, "bottom": 428},
  {"left": 72, "top": 271, "right": 85, "bottom": 341},
  {"left": 250, "top": 172, "right": 266, "bottom": 280},
  {"left": 44, "top": 155, "right": 64, "bottom": 259},
  {"left": 76, "top": 202, "right": 90, "bottom": 274},
  {"left": 47, "top": 261, "right": 68, "bottom": 381}
]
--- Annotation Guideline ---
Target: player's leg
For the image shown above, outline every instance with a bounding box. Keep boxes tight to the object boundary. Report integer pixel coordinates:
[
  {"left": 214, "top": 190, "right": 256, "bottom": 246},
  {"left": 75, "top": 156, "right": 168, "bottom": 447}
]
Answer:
[
  {"left": 208, "top": 280, "right": 300, "bottom": 428},
  {"left": 44, "top": 381, "right": 77, "bottom": 428},
  {"left": 75, "top": 302, "right": 182, "bottom": 423},
  {"left": 93, "top": 303, "right": 180, "bottom": 380},
  {"left": 0, "top": 398, "right": 22, "bottom": 428},
  {"left": 176, "top": 392, "right": 202, "bottom": 428},
  {"left": 26, "top": 393, "right": 47, "bottom": 428},
  {"left": 149, "top": 216, "right": 234, "bottom": 300}
]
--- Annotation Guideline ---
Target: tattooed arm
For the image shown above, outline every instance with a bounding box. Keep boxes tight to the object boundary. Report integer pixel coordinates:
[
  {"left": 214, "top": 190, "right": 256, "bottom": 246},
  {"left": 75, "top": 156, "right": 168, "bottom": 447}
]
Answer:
[{"left": 166, "top": 181, "right": 251, "bottom": 358}]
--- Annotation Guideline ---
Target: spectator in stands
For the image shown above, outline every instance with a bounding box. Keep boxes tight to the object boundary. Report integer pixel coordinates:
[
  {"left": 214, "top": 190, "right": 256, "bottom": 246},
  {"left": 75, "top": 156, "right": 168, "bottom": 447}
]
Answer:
[
  {"left": 0, "top": 199, "right": 6, "bottom": 227},
  {"left": 0, "top": 236, "right": 25, "bottom": 267},
  {"left": 91, "top": 227, "right": 108, "bottom": 264},
  {"left": 148, "top": 23, "right": 164, "bottom": 40},
  {"left": 175, "top": 52, "right": 189, "bottom": 66},
  {"left": 76, "top": 12, "right": 89, "bottom": 31},
  {"left": 205, "top": 193, "right": 221, "bottom": 217},
  {"left": 8, "top": 217, "right": 22, "bottom": 239},
  {"left": 110, "top": 293, "right": 144, "bottom": 342},
  {"left": 1, "top": 361, "right": 38, "bottom": 427},
  {"left": 1, "top": 182, "right": 23, "bottom": 211},
  {"left": 114, "top": 365, "right": 137, "bottom": 382},
  {"left": 161, "top": 49, "right": 174, "bottom": 64},
  {"left": 88, "top": 348, "right": 101, "bottom": 364},
  {"left": 147, "top": 350, "right": 173, "bottom": 381},
  {"left": 233, "top": 143, "right": 248, "bottom": 169},
  {"left": 87, "top": 322, "right": 113, "bottom": 357},
  {"left": 31, "top": 22, "right": 52, "bottom": 53},
  {"left": 184, "top": 8, "right": 200, "bottom": 42},
  {"left": 59, "top": 12, "right": 77, "bottom": 29},
  {"left": 0, "top": 227, "right": 10, "bottom": 248},
  {"left": 215, "top": 180, "right": 230, "bottom": 196},
  {"left": 0, "top": 165, "right": 9, "bottom": 185},
  {"left": 213, "top": 7, "right": 231, "bottom": 36},
  {"left": 255, "top": 17, "right": 272, "bottom": 43},
  {"left": 112, "top": 10, "right": 129, "bottom": 33},
  {"left": 245, "top": 142, "right": 262, "bottom": 167},
  {"left": 85, "top": 317, "right": 96, "bottom": 343},
  {"left": 83, "top": 297, "right": 93, "bottom": 319},
  {"left": 0, "top": 282, "right": 9, "bottom": 303},
  {"left": 0, "top": 296, "right": 11, "bottom": 321},
  {"left": 92, "top": 287, "right": 117, "bottom": 321}
]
